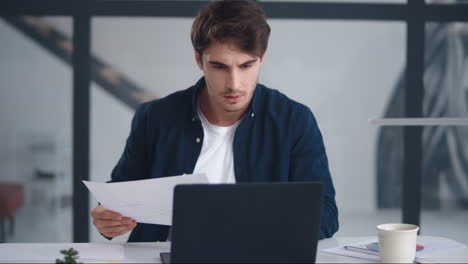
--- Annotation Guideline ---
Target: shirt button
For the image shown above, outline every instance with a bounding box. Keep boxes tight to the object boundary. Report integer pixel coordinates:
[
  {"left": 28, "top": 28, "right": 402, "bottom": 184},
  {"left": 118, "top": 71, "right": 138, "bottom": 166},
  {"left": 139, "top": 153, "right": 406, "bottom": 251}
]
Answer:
[
  {"left": 251, "top": 113, "right": 255, "bottom": 118},
  {"left": 196, "top": 137, "right": 201, "bottom": 143}
]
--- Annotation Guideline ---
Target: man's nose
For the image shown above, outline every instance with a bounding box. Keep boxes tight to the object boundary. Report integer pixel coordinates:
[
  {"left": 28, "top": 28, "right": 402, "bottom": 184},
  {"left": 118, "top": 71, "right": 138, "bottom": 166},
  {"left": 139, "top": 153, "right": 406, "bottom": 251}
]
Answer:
[{"left": 226, "top": 69, "right": 241, "bottom": 91}]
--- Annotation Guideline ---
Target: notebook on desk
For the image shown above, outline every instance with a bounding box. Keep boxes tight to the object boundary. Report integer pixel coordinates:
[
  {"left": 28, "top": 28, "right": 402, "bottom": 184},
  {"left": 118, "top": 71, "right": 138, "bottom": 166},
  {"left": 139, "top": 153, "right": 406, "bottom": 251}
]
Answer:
[{"left": 160, "top": 182, "right": 323, "bottom": 263}]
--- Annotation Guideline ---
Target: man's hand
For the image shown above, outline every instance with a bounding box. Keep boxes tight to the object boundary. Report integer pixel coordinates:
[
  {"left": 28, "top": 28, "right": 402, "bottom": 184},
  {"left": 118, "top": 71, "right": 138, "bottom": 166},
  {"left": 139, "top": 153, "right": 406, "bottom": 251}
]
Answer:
[{"left": 91, "top": 205, "right": 137, "bottom": 238}]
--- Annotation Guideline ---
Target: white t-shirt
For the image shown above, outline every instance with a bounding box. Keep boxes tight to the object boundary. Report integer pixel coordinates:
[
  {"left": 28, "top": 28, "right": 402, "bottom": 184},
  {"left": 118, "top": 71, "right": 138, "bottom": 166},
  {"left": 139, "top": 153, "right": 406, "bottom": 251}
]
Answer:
[{"left": 192, "top": 107, "right": 241, "bottom": 184}]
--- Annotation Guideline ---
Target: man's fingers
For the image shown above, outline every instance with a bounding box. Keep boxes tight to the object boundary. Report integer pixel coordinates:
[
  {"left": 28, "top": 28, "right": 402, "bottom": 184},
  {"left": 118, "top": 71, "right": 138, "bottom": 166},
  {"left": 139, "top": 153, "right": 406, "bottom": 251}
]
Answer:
[
  {"left": 94, "top": 219, "right": 133, "bottom": 229},
  {"left": 91, "top": 205, "right": 122, "bottom": 220},
  {"left": 99, "top": 210, "right": 123, "bottom": 220},
  {"left": 91, "top": 205, "right": 137, "bottom": 237},
  {"left": 102, "top": 223, "right": 136, "bottom": 237},
  {"left": 100, "top": 224, "right": 131, "bottom": 234},
  {"left": 99, "top": 223, "right": 136, "bottom": 234},
  {"left": 105, "top": 230, "right": 127, "bottom": 238}
]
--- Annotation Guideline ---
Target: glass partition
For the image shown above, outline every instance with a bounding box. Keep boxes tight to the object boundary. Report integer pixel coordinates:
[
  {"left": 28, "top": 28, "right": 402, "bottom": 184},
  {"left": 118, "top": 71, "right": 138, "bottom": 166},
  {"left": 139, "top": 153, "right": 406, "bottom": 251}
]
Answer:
[
  {"left": 420, "top": 22, "right": 468, "bottom": 244},
  {"left": 264, "top": 19, "right": 406, "bottom": 236},
  {"left": 0, "top": 16, "right": 73, "bottom": 242}
]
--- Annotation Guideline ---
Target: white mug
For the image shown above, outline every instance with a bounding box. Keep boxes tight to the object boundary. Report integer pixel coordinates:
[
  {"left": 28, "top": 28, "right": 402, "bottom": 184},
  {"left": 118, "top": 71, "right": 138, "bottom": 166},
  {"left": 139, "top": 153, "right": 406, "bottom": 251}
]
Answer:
[{"left": 377, "top": 223, "right": 419, "bottom": 263}]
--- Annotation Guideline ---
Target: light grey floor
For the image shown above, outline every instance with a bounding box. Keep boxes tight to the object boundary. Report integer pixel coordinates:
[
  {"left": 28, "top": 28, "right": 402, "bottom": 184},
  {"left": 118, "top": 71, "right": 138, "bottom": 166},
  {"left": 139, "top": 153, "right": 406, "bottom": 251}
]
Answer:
[{"left": 5, "top": 205, "right": 468, "bottom": 245}]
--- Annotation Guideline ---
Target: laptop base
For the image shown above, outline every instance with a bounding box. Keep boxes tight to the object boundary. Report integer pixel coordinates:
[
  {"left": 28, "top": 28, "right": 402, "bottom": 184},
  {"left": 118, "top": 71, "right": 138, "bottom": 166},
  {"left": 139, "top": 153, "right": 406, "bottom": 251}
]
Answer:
[{"left": 160, "top": 252, "right": 170, "bottom": 264}]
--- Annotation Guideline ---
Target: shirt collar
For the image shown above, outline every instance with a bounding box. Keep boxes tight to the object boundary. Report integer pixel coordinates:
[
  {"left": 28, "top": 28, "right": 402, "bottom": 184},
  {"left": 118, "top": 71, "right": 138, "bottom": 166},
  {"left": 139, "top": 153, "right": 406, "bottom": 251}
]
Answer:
[{"left": 190, "top": 76, "right": 261, "bottom": 121}]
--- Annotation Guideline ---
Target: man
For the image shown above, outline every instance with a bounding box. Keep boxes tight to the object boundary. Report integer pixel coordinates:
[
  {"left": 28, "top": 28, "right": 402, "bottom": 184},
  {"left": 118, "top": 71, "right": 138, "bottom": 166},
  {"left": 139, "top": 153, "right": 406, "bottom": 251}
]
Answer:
[{"left": 91, "top": 0, "right": 339, "bottom": 242}]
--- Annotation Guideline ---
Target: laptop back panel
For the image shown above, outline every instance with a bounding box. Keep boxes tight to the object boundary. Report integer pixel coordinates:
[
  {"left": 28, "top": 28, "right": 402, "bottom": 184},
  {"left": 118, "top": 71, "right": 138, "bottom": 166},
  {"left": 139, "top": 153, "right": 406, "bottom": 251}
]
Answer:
[{"left": 170, "top": 183, "right": 323, "bottom": 263}]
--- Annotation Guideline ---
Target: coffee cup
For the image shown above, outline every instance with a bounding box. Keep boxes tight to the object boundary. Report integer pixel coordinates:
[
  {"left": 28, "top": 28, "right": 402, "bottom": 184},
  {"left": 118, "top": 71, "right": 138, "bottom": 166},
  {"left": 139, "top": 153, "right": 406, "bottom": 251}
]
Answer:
[{"left": 377, "top": 223, "right": 419, "bottom": 263}]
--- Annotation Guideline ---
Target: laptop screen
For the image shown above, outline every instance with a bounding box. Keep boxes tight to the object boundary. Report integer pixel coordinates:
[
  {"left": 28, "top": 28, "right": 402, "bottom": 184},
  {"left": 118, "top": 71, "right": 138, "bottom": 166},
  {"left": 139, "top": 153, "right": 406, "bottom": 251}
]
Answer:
[{"left": 169, "top": 182, "right": 323, "bottom": 263}]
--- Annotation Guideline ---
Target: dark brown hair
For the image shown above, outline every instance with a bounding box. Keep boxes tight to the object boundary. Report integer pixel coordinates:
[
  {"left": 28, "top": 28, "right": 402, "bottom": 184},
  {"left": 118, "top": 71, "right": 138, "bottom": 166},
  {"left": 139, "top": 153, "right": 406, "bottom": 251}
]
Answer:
[{"left": 191, "top": 0, "right": 271, "bottom": 58}]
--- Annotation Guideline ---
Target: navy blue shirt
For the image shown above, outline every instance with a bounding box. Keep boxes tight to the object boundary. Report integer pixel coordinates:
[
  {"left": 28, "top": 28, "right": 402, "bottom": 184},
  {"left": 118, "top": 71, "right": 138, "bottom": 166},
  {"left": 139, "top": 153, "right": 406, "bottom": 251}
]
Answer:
[{"left": 110, "top": 77, "right": 339, "bottom": 242}]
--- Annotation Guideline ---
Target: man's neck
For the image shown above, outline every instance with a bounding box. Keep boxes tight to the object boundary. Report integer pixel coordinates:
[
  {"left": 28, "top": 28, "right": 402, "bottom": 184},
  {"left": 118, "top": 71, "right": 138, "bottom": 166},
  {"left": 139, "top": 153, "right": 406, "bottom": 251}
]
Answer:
[{"left": 198, "top": 89, "right": 246, "bottom": 127}]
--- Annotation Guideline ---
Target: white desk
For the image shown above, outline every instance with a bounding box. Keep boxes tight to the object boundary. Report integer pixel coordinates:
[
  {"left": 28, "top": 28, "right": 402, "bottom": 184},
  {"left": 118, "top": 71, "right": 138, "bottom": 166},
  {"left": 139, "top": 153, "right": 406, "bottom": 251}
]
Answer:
[{"left": 0, "top": 236, "right": 466, "bottom": 263}]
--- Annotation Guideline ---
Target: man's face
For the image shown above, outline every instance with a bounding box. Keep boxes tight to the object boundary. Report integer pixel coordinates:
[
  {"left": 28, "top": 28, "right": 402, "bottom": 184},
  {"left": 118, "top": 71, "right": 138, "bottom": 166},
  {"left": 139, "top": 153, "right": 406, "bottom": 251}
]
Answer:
[{"left": 195, "top": 40, "right": 264, "bottom": 115}]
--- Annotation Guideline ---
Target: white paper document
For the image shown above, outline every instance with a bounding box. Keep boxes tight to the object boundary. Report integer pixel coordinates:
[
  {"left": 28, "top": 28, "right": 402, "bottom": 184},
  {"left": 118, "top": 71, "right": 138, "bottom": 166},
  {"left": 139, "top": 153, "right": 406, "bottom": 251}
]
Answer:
[
  {"left": 321, "top": 239, "right": 380, "bottom": 262},
  {"left": 321, "top": 237, "right": 467, "bottom": 263},
  {"left": 83, "top": 174, "right": 208, "bottom": 226}
]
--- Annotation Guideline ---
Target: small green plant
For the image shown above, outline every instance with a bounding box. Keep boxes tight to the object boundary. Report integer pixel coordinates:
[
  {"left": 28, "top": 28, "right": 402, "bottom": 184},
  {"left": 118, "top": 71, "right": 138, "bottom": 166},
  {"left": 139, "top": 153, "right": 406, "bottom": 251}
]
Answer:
[{"left": 55, "top": 248, "right": 82, "bottom": 264}]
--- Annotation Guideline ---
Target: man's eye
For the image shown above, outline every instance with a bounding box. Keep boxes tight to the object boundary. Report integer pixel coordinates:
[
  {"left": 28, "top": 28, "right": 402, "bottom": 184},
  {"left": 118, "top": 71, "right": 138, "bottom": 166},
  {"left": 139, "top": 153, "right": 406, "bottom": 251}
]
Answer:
[
  {"left": 241, "top": 64, "right": 252, "bottom": 69},
  {"left": 213, "top": 65, "right": 227, "bottom": 69}
]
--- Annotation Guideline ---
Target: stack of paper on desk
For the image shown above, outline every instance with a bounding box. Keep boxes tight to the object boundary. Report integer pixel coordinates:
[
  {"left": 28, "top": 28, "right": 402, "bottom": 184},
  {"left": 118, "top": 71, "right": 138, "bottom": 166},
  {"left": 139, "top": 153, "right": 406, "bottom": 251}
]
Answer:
[
  {"left": 83, "top": 174, "right": 208, "bottom": 226},
  {"left": 321, "top": 236, "right": 467, "bottom": 263}
]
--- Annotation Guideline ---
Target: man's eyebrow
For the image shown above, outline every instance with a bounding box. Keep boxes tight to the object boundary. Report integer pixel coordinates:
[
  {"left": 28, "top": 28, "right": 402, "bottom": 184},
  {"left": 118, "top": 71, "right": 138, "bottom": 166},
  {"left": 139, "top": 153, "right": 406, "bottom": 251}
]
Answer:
[
  {"left": 208, "top": 61, "right": 227, "bottom": 66},
  {"left": 240, "top": 59, "right": 258, "bottom": 65},
  {"left": 207, "top": 59, "right": 258, "bottom": 67}
]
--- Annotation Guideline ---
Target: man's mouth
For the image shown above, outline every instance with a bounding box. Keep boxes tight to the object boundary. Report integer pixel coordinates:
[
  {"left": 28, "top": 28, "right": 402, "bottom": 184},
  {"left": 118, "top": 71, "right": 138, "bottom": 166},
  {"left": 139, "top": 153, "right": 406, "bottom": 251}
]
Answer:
[{"left": 224, "top": 95, "right": 242, "bottom": 103}]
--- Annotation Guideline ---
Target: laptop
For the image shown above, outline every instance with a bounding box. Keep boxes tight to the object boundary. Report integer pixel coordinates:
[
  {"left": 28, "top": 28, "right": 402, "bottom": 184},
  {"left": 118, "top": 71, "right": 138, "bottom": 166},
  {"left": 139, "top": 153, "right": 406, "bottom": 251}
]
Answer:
[{"left": 160, "top": 182, "right": 323, "bottom": 263}]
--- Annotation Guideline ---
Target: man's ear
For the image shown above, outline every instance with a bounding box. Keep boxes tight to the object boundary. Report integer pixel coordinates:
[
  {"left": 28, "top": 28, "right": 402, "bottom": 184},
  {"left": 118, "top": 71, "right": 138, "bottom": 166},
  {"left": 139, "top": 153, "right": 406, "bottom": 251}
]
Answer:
[
  {"left": 259, "top": 52, "right": 267, "bottom": 66},
  {"left": 194, "top": 50, "right": 203, "bottom": 70}
]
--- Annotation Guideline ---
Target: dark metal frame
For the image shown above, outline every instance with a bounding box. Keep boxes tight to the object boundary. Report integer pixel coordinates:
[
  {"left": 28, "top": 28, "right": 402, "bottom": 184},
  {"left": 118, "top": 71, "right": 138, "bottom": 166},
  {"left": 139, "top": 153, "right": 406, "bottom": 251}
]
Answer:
[
  {"left": 72, "top": 13, "right": 91, "bottom": 243},
  {"left": 1, "top": 0, "right": 467, "bottom": 242},
  {"left": 403, "top": 0, "right": 424, "bottom": 227}
]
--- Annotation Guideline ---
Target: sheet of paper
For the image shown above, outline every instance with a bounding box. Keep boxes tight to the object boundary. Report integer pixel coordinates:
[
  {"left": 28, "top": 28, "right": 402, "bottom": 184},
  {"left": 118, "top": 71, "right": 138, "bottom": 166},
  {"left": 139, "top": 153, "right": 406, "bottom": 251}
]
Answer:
[
  {"left": 415, "top": 236, "right": 467, "bottom": 258},
  {"left": 321, "top": 237, "right": 467, "bottom": 263},
  {"left": 83, "top": 174, "right": 208, "bottom": 226},
  {"left": 321, "top": 238, "right": 379, "bottom": 262}
]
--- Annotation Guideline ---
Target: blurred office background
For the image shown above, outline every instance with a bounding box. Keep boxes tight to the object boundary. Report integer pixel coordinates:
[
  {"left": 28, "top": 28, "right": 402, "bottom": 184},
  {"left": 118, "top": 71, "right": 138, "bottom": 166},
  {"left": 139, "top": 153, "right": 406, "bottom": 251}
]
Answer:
[{"left": 0, "top": 0, "right": 467, "bottom": 245}]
